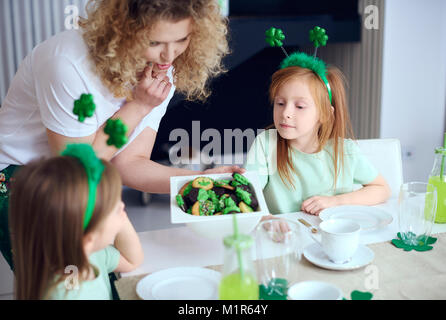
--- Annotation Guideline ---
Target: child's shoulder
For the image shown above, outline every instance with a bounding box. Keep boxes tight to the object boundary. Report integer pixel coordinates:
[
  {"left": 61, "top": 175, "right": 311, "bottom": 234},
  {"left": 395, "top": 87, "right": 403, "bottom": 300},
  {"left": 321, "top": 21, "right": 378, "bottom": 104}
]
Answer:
[
  {"left": 90, "top": 245, "right": 120, "bottom": 268},
  {"left": 324, "top": 138, "right": 360, "bottom": 155},
  {"left": 342, "top": 138, "right": 362, "bottom": 155}
]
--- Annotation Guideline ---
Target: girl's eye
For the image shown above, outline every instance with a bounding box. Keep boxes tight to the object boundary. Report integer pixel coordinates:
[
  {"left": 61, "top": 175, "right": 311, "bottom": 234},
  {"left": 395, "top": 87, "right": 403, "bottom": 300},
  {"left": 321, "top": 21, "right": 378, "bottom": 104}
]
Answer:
[
  {"left": 275, "top": 101, "right": 285, "bottom": 106},
  {"left": 296, "top": 105, "right": 304, "bottom": 109},
  {"left": 177, "top": 36, "right": 189, "bottom": 43},
  {"left": 149, "top": 41, "right": 160, "bottom": 47}
]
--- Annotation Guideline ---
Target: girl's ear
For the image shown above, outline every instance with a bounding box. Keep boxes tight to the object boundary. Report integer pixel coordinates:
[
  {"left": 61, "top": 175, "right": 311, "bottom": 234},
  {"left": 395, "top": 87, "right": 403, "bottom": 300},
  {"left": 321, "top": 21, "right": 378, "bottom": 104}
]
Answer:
[{"left": 331, "top": 106, "right": 334, "bottom": 113}]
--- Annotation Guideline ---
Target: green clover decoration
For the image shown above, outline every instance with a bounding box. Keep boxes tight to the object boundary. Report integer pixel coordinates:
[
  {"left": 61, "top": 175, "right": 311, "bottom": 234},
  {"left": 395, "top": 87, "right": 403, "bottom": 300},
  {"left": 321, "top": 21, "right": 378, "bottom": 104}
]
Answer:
[
  {"left": 309, "top": 26, "right": 328, "bottom": 48},
  {"left": 343, "top": 290, "right": 373, "bottom": 300},
  {"left": 259, "top": 278, "right": 288, "bottom": 300},
  {"left": 265, "top": 27, "right": 285, "bottom": 47},
  {"left": 104, "top": 118, "right": 128, "bottom": 149},
  {"left": 73, "top": 93, "right": 96, "bottom": 122},
  {"left": 391, "top": 232, "right": 437, "bottom": 252}
]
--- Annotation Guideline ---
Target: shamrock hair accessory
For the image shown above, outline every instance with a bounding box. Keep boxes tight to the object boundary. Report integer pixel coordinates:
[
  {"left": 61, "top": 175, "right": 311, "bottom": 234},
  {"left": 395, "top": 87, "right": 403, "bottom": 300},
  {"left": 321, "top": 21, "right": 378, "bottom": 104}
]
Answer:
[
  {"left": 265, "top": 27, "right": 288, "bottom": 57},
  {"left": 280, "top": 52, "right": 332, "bottom": 104},
  {"left": 73, "top": 94, "right": 96, "bottom": 122},
  {"left": 104, "top": 119, "right": 129, "bottom": 149},
  {"left": 61, "top": 144, "right": 105, "bottom": 230},
  {"left": 309, "top": 26, "right": 328, "bottom": 57},
  {"left": 266, "top": 26, "right": 332, "bottom": 104}
]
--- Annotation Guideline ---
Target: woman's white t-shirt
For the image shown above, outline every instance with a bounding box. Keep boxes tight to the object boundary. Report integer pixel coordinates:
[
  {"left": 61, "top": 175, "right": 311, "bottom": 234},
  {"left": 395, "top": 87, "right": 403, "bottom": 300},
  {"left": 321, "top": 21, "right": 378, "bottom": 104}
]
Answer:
[{"left": 0, "top": 29, "right": 175, "bottom": 170}]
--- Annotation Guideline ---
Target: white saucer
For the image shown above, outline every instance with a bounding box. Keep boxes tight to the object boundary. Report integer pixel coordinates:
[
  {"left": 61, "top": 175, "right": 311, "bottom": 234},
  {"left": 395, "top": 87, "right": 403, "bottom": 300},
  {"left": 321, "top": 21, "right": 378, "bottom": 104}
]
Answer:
[
  {"left": 136, "top": 267, "right": 221, "bottom": 300},
  {"left": 303, "top": 243, "right": 374, "bottom": 271}
]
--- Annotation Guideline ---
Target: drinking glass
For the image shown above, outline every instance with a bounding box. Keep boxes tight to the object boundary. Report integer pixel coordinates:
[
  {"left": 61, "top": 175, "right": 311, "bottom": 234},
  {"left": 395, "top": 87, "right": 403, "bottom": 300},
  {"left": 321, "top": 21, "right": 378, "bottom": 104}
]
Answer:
[
  {"left": 255, "top": 219, "right": 302, "bottom": 299},
  {"left": 398, "top": 182, "right": 437, "bottom": 246}
]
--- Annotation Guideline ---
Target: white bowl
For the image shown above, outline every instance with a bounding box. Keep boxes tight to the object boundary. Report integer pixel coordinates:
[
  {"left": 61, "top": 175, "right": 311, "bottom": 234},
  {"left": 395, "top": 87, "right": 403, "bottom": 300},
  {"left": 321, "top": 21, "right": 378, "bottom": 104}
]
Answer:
[
  {"left": 287, "top": 281, "right": 343, "bottom": 300},
  {"left": 170, "top": 171, "right": 269, "bottom": 239}
]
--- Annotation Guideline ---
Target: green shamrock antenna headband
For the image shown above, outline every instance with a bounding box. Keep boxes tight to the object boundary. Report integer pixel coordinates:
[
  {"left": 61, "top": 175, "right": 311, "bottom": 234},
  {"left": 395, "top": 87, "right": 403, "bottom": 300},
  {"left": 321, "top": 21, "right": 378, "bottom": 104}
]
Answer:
[
  {"left": 265, "top": 26, "right": 332, "bottom": 104},
  {"left": 61, "top": 144, "right": 105, "bottom": 230}
]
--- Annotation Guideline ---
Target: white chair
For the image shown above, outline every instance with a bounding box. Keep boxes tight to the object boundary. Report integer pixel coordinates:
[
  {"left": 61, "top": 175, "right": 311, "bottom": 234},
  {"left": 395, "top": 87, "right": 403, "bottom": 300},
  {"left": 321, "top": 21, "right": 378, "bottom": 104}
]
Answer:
[{"left": 356, "top": 138, "right": 403, "bottom": 198}]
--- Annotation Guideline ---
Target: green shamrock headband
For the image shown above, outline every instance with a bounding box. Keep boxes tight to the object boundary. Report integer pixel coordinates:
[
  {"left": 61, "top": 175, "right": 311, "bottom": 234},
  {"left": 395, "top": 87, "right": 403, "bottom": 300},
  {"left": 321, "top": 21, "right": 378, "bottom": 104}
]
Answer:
[
  {"left": 61, "top": 144, "right": 105, "bottom": 230},
  {"left": 265, "top": 26, "right": 332, "bottom": 104}
]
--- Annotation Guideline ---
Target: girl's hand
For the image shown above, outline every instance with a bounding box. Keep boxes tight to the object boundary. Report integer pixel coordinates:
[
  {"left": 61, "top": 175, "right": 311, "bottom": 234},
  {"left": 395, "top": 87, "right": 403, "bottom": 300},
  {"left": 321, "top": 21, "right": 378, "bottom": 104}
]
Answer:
[
  {"left": 203, "top": 165, "right": 246, "bottom": 175},
  {"left": 301, "top": 196, "right": 339, "bottom": 215},
  {"left": 260, "top": 215, "right": 291, "bottom": 233},
  {"left": 260, "top": 215, "right": 291, "bottom": 242},
  {"left": 133, "top": 62, "right": 172, "bottom": 110}
]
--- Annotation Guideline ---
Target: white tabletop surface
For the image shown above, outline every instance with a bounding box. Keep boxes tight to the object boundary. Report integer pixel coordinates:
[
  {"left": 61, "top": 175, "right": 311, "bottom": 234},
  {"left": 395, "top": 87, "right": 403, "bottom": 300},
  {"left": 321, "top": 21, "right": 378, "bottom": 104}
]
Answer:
[{"left": 122, "top": 198, "right": 446, "bottom": 277}]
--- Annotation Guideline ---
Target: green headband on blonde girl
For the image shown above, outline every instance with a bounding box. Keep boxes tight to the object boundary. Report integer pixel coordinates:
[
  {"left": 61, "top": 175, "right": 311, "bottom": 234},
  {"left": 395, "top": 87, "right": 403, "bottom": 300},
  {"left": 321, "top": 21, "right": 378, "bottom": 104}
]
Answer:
[
  {"left": 61, "top": 144, "right": 105, "bottom": 230},
  {"left": 265, "top": 26, "right": 333, "bottom": 104}
]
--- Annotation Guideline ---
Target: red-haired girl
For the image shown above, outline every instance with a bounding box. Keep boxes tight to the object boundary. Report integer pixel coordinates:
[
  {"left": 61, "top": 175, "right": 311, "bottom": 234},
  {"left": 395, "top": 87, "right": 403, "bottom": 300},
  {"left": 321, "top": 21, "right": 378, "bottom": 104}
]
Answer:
[{"left": 245, "top": 61, "right": 391, "bottom": 215}]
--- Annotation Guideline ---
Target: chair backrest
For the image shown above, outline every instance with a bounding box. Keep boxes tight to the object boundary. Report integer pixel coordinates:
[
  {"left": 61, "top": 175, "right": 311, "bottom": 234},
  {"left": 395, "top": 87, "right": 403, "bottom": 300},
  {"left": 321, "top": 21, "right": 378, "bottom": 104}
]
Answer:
[{"left": 355, "top": 138, "right": 403, "bottom": 198}]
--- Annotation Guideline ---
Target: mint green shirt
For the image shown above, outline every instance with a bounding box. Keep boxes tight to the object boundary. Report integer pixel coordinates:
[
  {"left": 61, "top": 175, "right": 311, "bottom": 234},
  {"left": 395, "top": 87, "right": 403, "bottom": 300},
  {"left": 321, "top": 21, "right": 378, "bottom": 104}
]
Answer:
[
  {"left": 244, "top": 130, "right": 378, "bottom": 214},
  {"left": 47, "top": 246, "right": 120, "bottom": 300}
]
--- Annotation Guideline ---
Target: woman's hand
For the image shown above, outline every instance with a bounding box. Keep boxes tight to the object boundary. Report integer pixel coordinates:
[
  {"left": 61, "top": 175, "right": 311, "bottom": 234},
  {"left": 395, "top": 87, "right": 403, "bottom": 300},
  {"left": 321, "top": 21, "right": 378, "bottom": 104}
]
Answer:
[
  {"left": 133, "top": 62, "right": 172, "bottom": 111},
  {"left": 203, "top": 165, "right": 246, "bottom": 175},
  {"left": 301, "top": 196, "right": 339, "bottom": 216}
]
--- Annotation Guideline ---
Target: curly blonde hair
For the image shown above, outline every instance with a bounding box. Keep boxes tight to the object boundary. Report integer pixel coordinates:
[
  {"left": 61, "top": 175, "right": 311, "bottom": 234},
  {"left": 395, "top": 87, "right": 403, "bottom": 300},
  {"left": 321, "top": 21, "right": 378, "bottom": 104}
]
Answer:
[{"left": 79, "top": 0, "right": 229, "bottom": 101}]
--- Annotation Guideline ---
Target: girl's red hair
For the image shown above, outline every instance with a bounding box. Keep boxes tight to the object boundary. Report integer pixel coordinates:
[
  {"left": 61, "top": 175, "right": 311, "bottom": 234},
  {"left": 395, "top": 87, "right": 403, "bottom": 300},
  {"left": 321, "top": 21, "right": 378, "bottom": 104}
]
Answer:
[{"left": 269, "top": 66, "right": 354, "bottom": 189}]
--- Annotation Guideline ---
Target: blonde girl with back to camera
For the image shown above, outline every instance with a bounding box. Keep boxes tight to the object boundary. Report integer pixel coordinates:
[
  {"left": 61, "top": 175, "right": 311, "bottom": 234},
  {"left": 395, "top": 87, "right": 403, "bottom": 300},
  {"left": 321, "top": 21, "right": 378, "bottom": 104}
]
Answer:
[{"left": 10, "top": 144, "right": 143, "bottom": 299}]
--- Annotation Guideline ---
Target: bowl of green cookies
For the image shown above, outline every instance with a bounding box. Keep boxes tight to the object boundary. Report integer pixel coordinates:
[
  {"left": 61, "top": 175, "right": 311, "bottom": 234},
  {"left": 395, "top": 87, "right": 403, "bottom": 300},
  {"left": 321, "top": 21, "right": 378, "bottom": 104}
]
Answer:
[{"left": 170, "top": 171, "right": 269, "bottom": 239}]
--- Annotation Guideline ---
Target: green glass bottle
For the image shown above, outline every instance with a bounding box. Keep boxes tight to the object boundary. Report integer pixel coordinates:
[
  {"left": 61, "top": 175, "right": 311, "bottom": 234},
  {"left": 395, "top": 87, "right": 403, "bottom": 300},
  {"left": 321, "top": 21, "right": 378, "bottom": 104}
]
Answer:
[{"left": 428, "top": 147, "right": 446, "bottom": 223}]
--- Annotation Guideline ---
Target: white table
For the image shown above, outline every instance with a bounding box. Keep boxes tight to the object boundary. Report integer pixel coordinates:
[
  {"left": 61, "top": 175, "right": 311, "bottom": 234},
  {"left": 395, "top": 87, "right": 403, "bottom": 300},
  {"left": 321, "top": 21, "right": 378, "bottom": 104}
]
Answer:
[{"left": 122, "top": 198, "right": 446, "bottom": 277}]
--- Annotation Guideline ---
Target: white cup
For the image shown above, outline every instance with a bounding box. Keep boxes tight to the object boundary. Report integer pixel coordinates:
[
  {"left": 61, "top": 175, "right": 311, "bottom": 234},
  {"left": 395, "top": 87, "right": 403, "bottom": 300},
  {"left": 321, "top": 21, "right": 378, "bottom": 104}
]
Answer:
[{"left": 312, "top": 218, "right": 361, "bottom": 264}]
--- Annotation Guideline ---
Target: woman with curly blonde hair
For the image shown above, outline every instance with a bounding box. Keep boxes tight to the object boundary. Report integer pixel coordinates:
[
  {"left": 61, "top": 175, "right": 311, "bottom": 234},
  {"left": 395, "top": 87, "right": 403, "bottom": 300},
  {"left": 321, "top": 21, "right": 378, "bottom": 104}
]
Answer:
[{"left": 0, "top": 0, "right": 244, "bottom": 270}]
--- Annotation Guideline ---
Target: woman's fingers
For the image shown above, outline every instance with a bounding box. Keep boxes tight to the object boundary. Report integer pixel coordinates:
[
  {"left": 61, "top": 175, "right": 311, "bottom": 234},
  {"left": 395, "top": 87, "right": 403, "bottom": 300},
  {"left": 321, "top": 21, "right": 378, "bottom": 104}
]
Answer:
[
  {"left": 161, "top": 81, "right": 173, "bottom": 97},
  {"left": 145, "top": 62, "right": 154, "bottom": 78},
  {"left": 156, "top": 76, "right": 170, "bottom": 88},
  {"left": 134, "top": 63, "right": 172, "bottom": 107},
  {"left": 157, "top": 76, "right": 171, "bottom": 94},
  {"left": 231, "top": 166, "right": 246, "bottom": 174},
  {"left": 141, "top": 63, "right": 154, "bottom": 83}
]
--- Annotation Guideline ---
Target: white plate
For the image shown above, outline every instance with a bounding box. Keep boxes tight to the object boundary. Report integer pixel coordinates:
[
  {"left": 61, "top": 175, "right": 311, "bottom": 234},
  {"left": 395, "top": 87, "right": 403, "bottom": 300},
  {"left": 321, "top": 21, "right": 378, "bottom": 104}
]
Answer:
[
  {"left": 170, "top": 171, "right": 269, "bottom": 224},
  {"left": 288, "top": 281, "right": 343, "bottom": 300},
  {"left": 136, "top": 267, "right": 221, "bottom": 300},
  {"left": 319, "top": 205, "right": 393, "bottom": 231},
  {"left": 303, "top": 243, "right": 374, "bottom": 271},
  {"left": 170, "top": 171, "right": 269, "bottom": 239}
]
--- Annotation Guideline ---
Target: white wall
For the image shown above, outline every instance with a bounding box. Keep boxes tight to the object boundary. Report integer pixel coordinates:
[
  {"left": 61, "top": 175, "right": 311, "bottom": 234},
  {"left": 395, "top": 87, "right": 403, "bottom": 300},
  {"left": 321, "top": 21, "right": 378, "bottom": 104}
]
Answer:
[{"left": 380, "top": 0, "right": 446, "bottom": 182}]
